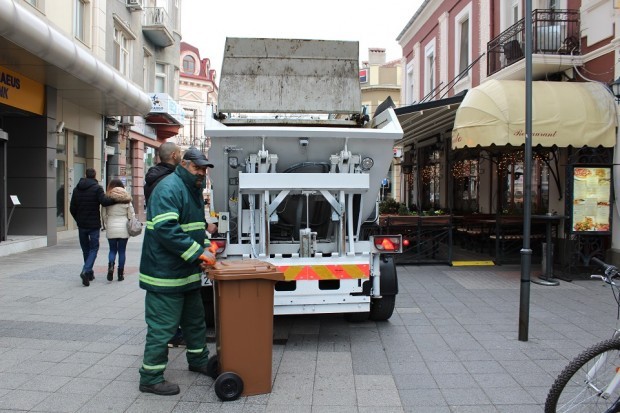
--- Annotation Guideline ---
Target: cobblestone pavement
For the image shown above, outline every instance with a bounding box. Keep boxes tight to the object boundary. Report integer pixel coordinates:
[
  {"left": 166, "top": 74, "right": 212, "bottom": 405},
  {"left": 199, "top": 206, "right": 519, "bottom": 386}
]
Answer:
[{"left": 0, "top": 232, "right": 615, "bottom": 412}]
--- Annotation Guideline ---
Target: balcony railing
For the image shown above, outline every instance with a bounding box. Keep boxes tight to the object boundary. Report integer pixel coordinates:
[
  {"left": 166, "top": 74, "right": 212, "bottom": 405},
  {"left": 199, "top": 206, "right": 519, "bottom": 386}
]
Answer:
[
  {"left": 142, "top": 7, "right": 174, "bottom": 47},
  {"left": 487, "top": 9, "right": 580, "bottom": 76}
]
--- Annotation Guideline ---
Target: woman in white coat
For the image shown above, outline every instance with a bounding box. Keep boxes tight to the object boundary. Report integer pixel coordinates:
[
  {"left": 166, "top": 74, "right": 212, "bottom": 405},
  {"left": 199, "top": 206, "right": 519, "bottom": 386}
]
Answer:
[{"left": 102, "top": 179, "right": 133, "bottom": 281}]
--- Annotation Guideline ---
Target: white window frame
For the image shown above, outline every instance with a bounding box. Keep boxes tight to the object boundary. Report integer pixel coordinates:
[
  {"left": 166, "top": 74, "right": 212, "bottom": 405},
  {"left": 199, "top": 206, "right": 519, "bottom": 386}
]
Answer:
[
  {"left": 114, "top": 28, "right": 130, "bottom": 75},
  {"left": 424, "top": 41, "right": 436, "bottom": 99},
  {"left": 155, "top": 62, "right": 167, "bottom": 93},
  {"left": 406, "top": 61, "right": 415, "bottom": 105},
  {"left": 74, "top": 0, "right": 90, "bottom": 44},
  {"left": 454, "top": 4, "right": 472, "bottom": 93}
]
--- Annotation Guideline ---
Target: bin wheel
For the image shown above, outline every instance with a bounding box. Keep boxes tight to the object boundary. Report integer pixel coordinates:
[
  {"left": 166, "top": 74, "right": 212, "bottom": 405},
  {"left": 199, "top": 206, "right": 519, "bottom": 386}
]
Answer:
[
  {"left": 214, "top": 372, "right": 244, "bottom": 401},
  {"left": 206, "top": 355, "right": 219, "bottom": 379}
]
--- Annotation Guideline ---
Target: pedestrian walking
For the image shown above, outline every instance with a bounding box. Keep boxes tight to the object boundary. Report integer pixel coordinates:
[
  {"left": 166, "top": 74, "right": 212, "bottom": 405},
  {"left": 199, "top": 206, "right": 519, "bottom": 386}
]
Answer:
[
  {"left": 138, "top": 147, "right": 215, "bottom": 396},
  {"left": 102, "top": 179, "right": 134, "bottom": 282},
  {"left": 144, "top": 142, "right": 180, "bottom": 205},
  {"left": 69, "top": 168, "right": 118, "bottom": 287}
]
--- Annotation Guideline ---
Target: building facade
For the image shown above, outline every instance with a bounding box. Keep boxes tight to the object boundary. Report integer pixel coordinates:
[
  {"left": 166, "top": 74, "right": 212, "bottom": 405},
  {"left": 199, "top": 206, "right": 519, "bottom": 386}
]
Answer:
[
  {"left": 360, "top": 48, "right": 404, "bottom": 202},
  {"left": 395, "top": 0, "right": 620, "bottom": 266},
  {"left": 178, "top": 41, "right": 218, "bottom": 210},
  {"left": 0, "top": 0, "right": 186, "bottom": 248}
]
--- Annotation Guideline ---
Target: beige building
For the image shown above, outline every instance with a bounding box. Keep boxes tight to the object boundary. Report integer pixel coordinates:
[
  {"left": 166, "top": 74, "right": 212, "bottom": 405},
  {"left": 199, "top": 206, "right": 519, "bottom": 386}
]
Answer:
[{"left": 360, "top": 48, "right": 403, "bottom": 202}]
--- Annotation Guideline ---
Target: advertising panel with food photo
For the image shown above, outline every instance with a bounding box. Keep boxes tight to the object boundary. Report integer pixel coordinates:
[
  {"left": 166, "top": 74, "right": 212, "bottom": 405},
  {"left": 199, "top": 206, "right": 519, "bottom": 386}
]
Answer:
[{"left": 571, "top": 167, "right": 612, "bottom": 233}]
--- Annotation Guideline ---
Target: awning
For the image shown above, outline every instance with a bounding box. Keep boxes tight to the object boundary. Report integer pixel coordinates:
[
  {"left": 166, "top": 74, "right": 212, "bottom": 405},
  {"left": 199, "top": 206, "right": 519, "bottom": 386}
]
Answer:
[
  {"left": 395, "top": 92, "right": 466, "bottom": 147},
  {"left": 452, "top": 80, "right": 617, "bottom": 149}
]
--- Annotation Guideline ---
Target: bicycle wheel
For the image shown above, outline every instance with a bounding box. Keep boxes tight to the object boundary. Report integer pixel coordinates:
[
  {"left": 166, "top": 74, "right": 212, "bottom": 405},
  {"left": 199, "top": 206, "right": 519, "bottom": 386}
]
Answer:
[{"left": 545, "top": 337, "right": 620, "bottom": 413}]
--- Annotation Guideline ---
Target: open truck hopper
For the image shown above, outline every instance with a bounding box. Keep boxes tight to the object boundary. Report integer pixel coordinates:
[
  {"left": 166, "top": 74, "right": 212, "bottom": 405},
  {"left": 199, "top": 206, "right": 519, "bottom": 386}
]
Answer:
[{"left": 203, "top": 37, "right": 404, "bottom": 321}]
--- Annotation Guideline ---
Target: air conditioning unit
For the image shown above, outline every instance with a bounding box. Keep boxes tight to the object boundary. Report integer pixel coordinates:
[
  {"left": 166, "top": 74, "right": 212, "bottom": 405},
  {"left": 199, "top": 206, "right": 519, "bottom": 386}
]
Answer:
[
  {"left": 126, "top": 0, "right": 143, "bottom": 11},
  {"left": 119, "top": 116, "right": 135, "bottom": 126}
]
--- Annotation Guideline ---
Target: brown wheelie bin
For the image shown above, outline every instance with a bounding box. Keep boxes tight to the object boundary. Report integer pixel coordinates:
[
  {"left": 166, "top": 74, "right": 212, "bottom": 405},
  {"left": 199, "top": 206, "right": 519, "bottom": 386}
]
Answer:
[{"left": 205, "top": 260, "right": 284, "bottom": 401}]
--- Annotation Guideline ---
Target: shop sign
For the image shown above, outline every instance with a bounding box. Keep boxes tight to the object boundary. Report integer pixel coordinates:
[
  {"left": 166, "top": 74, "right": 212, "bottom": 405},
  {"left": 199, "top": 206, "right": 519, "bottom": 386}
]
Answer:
[
  {"left": 359, "top": 68, "right": 368, "bottom": 83},
  {"left": 0, "top": 65, "right": 44, "bottom": 115},
  {"left": 149, "top": 93, "right": 185, "bottom": 124}
]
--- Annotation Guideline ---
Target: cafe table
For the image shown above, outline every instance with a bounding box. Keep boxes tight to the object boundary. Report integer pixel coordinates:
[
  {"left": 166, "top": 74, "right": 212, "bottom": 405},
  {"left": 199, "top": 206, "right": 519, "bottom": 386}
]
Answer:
[{"left": 531, "top": 214, "right": 567, "bottom": 286}]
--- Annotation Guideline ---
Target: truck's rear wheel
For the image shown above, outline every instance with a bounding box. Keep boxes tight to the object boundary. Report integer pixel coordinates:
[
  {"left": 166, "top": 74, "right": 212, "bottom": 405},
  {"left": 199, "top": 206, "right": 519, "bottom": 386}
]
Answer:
[{"left": 370, "top": 295, "right": 396, "bottom": 321}]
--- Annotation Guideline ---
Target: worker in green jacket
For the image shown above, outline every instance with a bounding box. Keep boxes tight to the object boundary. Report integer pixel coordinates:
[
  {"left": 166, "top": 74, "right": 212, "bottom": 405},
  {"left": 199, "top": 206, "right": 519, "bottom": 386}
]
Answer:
[{"left": 138, "top": 147, "right": 215, "bottom": 396}]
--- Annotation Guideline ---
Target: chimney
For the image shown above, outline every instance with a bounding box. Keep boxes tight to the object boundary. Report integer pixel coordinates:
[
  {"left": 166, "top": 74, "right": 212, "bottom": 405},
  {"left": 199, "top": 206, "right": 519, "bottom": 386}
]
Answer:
[{"left": 368, "top": 48, "right": 386, "bottom": 65}]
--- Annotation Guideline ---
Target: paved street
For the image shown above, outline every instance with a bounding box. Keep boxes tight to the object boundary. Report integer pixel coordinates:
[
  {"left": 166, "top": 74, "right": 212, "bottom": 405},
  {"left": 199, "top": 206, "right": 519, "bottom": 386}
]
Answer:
[{"left": 0, "top": 232, "right": 616, "bottom": 412}]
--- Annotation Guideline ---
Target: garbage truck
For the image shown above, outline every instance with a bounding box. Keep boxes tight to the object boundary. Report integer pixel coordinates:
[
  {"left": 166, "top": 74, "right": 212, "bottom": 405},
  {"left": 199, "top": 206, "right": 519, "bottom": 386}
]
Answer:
[{"left": 202, "top": 37, "right": 404, "bottom": 323}]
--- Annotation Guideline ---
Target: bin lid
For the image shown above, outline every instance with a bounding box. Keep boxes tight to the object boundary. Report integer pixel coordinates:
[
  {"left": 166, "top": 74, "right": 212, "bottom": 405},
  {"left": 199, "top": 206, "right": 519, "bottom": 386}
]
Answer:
[{"left": 207, "top": 259, "right": 285, "bottom": 281}]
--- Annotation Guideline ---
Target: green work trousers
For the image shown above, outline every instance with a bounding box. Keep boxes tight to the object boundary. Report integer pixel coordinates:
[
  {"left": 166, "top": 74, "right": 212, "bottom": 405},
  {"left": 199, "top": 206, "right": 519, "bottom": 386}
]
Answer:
[{"left": 139, "top": 289, "right": 209, "bottom": 385}]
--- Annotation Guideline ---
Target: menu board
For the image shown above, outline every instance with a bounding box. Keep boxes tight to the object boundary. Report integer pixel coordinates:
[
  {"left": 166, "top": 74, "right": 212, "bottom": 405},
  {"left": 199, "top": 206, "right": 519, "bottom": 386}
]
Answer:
[{"left": 571, "top": 166, "right": 612, "bottom": 233}]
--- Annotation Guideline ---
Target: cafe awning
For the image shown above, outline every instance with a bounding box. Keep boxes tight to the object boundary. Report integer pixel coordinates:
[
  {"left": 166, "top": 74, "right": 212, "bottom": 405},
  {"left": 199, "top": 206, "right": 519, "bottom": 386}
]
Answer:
[
  {"left": 395, "top": 92, "right": 466, "bottom": 147},
  {"left": 452, "top": 80, "right": 617, "bottom": 149}
]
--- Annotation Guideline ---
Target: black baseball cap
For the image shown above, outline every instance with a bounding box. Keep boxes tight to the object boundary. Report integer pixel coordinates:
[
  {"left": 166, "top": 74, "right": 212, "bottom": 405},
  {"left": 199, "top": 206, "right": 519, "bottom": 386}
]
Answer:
[{"left": 183, "top": 147, "right": 214, "bottom": 168}]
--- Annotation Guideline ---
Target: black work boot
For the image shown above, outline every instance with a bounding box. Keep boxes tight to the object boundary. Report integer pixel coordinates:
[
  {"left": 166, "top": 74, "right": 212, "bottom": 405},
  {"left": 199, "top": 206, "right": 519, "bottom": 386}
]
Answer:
[
  {"left": 117, "top": 267, "right": 124, "bottom": 282},
  {"left": 139, "top": 380, "right": 180, "bottom": 395},
  {"left": 88, "top": 271, "right": 95, "bottom": 281},
  {"left": 107, "top": 262, "right": 114, "bottom": 281},
  {"left": 80, "top": 271, "right": 89, "bottom": 287}
]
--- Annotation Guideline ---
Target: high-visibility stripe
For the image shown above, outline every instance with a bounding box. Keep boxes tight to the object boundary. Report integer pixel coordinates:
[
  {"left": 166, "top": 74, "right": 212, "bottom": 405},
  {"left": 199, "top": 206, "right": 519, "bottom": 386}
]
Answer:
[
  {"left": 139, "top": 273, "right": 201, "bottom": 287},
  {"left": 181, "top": 241, "right": 201, "bottom": 261},
  {"left": 277, "top": 264, "right": 369, "bottom": 281},
  {"left": 187, "top": 347, "right": 205, "bottom": 353},
  {"left": 181, "top": 222, "right": 205, "bottom": 232},
  {"left": 151, "top": 212, "right": 179, "bottom": 225},
  {"left": 142, "top": 363, "right": 166, "bottom": 371}
]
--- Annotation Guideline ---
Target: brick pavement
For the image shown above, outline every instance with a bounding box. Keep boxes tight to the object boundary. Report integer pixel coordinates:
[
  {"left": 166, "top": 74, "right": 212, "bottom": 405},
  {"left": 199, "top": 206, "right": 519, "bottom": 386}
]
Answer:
[{"left": 0, "top": 231, "right": 616, "bottom": 412}]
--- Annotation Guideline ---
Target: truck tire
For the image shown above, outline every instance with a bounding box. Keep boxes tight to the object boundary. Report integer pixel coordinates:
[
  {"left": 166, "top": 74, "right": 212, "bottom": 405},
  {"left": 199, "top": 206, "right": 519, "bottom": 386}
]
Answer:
[
  {"left": 369, "top": 295, "right": 396, "bottom": 321},
  {"left": 368, "top": 254, "right": 398, "bottom": 321}
]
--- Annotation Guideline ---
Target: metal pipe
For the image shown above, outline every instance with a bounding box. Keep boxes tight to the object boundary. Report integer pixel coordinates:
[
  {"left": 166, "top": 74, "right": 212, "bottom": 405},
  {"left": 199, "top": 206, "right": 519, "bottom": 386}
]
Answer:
[{"left": 519, "top": 0, "right": 533, "bottom": 342}]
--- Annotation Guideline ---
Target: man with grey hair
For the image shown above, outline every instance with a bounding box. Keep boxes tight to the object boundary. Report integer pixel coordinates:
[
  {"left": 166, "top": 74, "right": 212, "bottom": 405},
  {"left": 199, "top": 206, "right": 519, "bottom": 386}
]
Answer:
[{"left": 144, "top": 142, "right": 181, "bottom": 204}]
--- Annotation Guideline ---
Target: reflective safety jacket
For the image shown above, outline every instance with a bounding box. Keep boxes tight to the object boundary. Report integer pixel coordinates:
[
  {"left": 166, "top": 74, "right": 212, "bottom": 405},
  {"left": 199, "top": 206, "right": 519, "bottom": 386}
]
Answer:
[{"left": 139, "top": 165, "right": 210, "bottom": 293}]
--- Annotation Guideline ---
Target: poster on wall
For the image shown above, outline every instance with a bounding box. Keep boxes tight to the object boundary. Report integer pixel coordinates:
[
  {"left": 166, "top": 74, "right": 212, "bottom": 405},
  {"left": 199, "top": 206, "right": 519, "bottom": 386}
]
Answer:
[{"left": 570, "top": 166, "right": 612, "bottom": 234}]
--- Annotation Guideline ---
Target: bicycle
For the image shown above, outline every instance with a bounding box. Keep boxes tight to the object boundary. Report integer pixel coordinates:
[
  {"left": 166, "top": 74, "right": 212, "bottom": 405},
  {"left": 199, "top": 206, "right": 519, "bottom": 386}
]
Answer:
[{"left": 545, "top": 257, "right": 620, "bottom": 412}]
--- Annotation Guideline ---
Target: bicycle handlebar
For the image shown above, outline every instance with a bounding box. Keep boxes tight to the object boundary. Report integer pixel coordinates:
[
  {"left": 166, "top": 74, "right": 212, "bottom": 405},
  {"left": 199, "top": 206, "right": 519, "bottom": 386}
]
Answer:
[{"left": 591, "top": 257, "right": 619, "bottom": 279}]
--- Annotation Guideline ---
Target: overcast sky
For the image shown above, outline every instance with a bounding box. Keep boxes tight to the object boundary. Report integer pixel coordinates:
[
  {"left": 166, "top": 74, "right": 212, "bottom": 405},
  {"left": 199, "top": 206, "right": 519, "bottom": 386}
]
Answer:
[{"left": 180, "top": 0, "right": 424, "bottom": 84}]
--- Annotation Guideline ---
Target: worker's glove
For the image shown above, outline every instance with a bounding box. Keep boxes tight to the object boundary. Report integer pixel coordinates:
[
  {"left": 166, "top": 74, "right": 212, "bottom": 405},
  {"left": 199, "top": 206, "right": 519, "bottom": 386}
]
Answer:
[{"left": 198, "top": 249, "right": 216, "bottom": 266}]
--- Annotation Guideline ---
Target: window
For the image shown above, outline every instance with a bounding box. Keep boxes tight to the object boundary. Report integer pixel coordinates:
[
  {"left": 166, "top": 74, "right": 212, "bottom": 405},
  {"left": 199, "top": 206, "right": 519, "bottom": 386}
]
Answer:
[
  {"left": 73, "top": 134, "right": 87, "bottom": 157},
  {"left": 458, "top": 18, "right": 469, "bottom": 73},
  {"left": 424, "top": 42, "right": 435, "bottom": 98},
  {"left": 143, "top": 48, "right": 152, "bottom": 90},
  {"left": 406, "top": 63, "right": 414, "bottom": 105},
  {"left": 183, "top": 55, "right": 196, "bottom": 74},
  {"left": 114, "top": 28, "right": 131, "bottom": 75},
  {"left": 455, "top": 4, "right": 472, "bottom": 81},
  {"left": 75, "top": 0, "right": 87, "bottom": 42},
  {"left": 155, "top": 63, "right": 166, "bottom": 93}
]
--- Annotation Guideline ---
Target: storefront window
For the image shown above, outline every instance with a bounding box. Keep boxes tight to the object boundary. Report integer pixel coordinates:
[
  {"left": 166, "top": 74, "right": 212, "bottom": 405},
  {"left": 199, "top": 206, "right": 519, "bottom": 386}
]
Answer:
[
  {"left": 452, "top": 159, "right": 479, "bottom": 212},
  {"left": 73, "top": 134, "right": 87, "bottom": 157},
  {"left": 56, "top": 160, "right": 66, "bottom": 228},
  {"left": 499, "top": 152, "right": 549, "bottom": 214},
  {"left": 421, "top": 149, "right": 441, "bottom": 210},
  {"left": 144, "top": 146, "right": 156, "bottom": 171}
]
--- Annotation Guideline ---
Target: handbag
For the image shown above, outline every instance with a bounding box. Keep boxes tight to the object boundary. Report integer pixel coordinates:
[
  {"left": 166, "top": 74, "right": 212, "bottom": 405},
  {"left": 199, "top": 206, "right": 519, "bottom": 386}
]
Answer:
[{"left": 127, "top": 216, "right": 143, "bottom": 237}]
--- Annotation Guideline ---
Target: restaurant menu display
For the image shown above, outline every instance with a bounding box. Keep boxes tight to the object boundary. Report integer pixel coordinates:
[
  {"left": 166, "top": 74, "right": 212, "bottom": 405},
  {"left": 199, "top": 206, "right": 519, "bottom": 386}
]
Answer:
[{"left": 571, "top": 166, "right": 612, "bottom": 233}]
